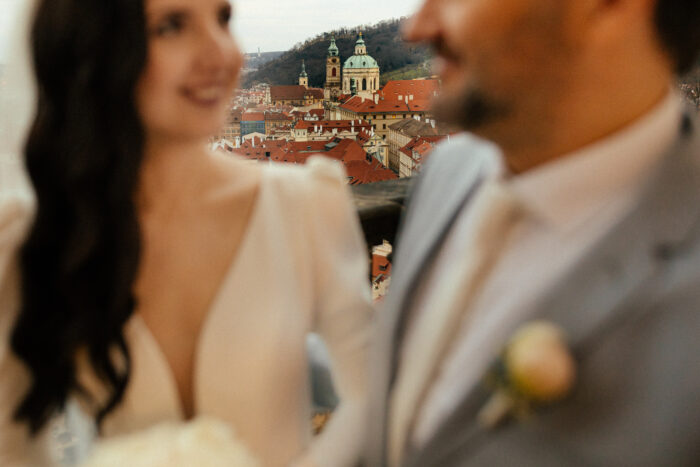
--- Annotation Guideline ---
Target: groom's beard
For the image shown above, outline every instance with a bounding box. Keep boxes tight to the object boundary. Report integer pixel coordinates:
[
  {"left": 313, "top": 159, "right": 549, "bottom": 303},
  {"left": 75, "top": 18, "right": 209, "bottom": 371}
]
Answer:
[{"left": 432, "top": 82, "right": 512, "bottom": 135}]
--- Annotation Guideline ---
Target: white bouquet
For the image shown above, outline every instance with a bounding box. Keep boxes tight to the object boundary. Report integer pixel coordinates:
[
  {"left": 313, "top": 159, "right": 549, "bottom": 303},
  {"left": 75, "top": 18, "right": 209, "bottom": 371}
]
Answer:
[{"left": 81, "top": 417, "right": 260, "bottom": 467}]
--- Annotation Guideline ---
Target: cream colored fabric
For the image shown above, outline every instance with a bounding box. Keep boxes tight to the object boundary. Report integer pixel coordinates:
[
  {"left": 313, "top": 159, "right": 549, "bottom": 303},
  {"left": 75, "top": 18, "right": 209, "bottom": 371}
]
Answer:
[
  {"left": 0, "top": 157, "right": 372, "bottom": 467},
  {"left": 388, "top": 181, "right": 521, "bottom": 467}
]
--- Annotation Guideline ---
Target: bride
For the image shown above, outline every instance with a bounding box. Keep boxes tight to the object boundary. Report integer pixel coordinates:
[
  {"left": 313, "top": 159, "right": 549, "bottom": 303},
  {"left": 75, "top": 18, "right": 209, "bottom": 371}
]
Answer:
[{"left": 0, "top": 0, "right": 372, "bottom": 465}]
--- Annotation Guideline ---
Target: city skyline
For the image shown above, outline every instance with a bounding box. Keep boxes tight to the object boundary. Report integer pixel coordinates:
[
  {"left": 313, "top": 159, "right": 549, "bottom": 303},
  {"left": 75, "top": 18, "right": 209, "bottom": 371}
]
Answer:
[{"left": 0, "top": 0, "right": 424, "bottom": 62}]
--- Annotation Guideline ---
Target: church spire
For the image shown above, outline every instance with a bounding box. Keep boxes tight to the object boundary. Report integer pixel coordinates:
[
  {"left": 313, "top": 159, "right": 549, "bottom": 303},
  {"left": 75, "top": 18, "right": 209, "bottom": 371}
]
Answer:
[
  {"left": 299, "top": 60, "right": 308, "bottom": 87},
  {"left": 355, "top": 31, "right": 367, "bottom": 55},
  {"left": 328, "top": 35, "right": 339, "bottom": 57}
]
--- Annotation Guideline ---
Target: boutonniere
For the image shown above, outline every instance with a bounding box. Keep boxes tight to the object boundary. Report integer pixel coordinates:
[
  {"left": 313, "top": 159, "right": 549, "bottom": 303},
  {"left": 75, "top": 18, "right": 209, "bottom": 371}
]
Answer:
[{"left": 478, "top": 321, "right": 577, "bottom": 429}]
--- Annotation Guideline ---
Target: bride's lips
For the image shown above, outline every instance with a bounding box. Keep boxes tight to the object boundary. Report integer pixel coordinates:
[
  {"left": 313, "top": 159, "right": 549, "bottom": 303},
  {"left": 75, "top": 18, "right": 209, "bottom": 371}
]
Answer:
[{"left": 181, "top": 83, "right": 228, "bottom": 106}]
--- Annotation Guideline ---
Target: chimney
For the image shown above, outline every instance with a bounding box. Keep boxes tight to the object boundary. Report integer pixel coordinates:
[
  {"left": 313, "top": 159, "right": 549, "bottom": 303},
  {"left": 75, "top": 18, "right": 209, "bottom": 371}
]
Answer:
[
  {"left": 235, "top": 136, "right": 240, "bottom": 148},
  {"left": 410, "top": 95, "right": 414, "bottom": 101},
  {"left": 430, "top": 120, "right": 436, "bottom": 129},
  {"left": 374, "top": 94, "right": 379, "bottom": 104},
  {"left": 252, "top": 138, "right": 255, "bottom": 148}
]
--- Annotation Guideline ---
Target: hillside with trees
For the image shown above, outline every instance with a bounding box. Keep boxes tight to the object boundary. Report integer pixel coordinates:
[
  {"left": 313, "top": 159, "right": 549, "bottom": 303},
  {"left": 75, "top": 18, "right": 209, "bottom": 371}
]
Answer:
[{"left": 241, "top": 19, "right": 432, "bottom": 88}]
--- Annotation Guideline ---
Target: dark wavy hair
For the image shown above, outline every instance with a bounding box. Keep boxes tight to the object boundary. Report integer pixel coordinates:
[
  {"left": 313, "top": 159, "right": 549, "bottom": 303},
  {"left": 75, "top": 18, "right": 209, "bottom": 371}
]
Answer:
[
  {"left": 655, "top": 0, "right": 700, "bottom": 74},
  {"left": 11, "top": 0, "right": 147, "bottom": 434}
]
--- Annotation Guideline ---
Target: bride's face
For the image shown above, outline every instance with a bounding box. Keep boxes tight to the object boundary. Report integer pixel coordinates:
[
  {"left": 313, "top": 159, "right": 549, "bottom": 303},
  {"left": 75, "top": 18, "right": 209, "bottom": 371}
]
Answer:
[{"left": 136, "top": 0, "right": 242, "bottom": 142}]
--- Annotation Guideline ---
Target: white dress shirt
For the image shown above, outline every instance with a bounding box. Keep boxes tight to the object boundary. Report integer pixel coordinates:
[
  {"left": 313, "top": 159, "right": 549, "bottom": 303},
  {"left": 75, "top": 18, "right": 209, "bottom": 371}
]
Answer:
[{"left": 400, "top": 91, "right": 683, "bottom": 447}]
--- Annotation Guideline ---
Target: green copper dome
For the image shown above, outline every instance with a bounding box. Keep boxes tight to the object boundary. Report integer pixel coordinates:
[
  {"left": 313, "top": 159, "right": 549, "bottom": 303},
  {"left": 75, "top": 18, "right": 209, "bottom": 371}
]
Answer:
[
  {"left": 328, "top": 36, "right": 339, "bottom": 56},
  {"left": 344, "top": 54, "right": 378, "bottom": 69}
]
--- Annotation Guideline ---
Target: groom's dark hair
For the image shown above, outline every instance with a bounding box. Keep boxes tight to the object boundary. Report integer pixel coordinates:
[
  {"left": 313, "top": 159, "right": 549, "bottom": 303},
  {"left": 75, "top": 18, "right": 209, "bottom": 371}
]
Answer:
[{"left": 655, "top": 0, "right": 700, "bottom": 73}]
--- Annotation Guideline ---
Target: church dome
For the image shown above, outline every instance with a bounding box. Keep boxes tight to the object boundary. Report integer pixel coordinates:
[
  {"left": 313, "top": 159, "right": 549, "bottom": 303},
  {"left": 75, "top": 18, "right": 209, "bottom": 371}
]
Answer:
[
  {"left": 344, "top": 32, "right": 379, "bottom": 70},
  {"left": 344, "top": 55, "right": 379, "bottom": 69}
]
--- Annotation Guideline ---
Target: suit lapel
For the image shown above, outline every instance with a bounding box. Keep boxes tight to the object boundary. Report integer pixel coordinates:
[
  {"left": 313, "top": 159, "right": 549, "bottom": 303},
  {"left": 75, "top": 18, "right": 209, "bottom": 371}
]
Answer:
[
  {"left": 366, "top": 136, "right": 499, "bottom": 466},
  {"left": 407, "top": 112, "right": 700, "bottom": 467}
]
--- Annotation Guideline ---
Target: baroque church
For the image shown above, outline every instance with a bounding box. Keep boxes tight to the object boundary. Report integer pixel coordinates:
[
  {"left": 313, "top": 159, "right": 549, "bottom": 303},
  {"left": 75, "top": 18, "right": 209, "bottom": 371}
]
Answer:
[{"left": 322, "top": 33, "right": 381, "bottom": 101}]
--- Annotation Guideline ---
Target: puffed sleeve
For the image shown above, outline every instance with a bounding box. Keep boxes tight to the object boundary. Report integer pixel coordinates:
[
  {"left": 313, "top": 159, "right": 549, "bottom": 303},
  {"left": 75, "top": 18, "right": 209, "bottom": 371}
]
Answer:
[
  {"left": 296, "top": 156, "right": 373, "bottom": 467},
  {"left": 0, "top": 158, "right": 53, "bottom": 466}
]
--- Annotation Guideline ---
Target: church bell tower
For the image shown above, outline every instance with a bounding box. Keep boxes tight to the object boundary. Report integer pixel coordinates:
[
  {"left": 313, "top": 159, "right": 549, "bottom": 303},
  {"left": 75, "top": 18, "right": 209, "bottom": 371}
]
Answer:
[
  {"left": 324, "top": 35, "right": 342, "bottom": 101},
  {"left": 299, "top": 60, "right": 308, "bottom": 88}
]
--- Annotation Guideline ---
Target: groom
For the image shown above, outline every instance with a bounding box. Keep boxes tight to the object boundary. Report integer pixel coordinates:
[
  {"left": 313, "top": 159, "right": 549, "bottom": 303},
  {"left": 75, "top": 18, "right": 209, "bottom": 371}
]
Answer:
[{"left": 366, "top": 0, "right": 700, "bottom": 465}]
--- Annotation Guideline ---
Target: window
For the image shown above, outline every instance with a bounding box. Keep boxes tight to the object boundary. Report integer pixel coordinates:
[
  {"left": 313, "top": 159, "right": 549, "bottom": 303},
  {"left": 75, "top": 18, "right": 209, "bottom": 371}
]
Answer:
[{"left": 332, "top": 68, "right": 337, "bottom": 77}]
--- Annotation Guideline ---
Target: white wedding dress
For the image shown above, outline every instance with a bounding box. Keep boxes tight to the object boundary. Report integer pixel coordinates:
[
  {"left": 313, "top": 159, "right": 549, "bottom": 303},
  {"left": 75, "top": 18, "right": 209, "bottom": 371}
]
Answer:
[
  {"left": 1, "top": 157, "right": 373, "bottom": 467},
  {"left": 0, "top": 2, "right": 372, "bottom": 466}
]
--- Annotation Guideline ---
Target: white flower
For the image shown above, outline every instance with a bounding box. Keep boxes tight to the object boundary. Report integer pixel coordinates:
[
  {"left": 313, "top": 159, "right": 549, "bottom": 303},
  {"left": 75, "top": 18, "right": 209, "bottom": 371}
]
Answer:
[{"left": 81, "top": 417, "right": 260, "bottom": 467}]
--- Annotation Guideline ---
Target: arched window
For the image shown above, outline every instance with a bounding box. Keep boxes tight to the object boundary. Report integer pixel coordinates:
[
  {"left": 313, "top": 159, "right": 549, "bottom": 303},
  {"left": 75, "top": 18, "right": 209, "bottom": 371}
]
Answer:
[
  {"left": 362, "top": 78, "right": 367, "bottom": 91},
  {"left": 332, "top": 68, "right": 337, "bottom": 77}
]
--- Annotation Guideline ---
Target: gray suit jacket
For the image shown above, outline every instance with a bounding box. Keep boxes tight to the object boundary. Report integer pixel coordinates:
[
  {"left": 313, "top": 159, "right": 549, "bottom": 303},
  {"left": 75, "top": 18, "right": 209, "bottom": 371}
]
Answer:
[{"left": 365, "top": 113, "right": 700, "bottom": 467}]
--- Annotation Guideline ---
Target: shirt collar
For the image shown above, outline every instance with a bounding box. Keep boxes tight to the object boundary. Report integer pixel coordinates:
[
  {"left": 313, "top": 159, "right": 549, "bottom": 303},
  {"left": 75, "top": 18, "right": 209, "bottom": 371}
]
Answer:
[{"left": 504, "top": 90, "right": 683, "bottom": 233}]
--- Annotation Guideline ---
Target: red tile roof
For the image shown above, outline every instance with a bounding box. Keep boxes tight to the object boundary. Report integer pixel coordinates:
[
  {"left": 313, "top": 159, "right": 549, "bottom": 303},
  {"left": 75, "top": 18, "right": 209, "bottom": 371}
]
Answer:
[
  {"left": 228, "top": 137, "right": 395, "bottom": 184},
  {"left": 345, "top": 159, "right": 398, "bottom": 185},
  {"left": 269, "top": 85, "right": 324, "bottom": 101},
  {"left": 399, "top": 135, "right": 446, "bottom": 164},
  {"left": 356, "top": 128, "right": 374, "bottom": 144},
  {"left": 339, "top": 79, "right": 440, "bottom": 114},
  {"left": 264, "top": 111, "right": 293, "bottom": 121},
  {"left": 270, "top": 85, "right": 307, "bottom": 100},
  {"left": 381, "top": 79, "right": 440, "bottom": 101},
  {"left": 293, "top": 119, "right": 372, "bottom": 133},
  {"left": 306, "top": 88, "right": 325, "bottom": 99},
  {"left": 242, "top": 112, "right": 265, "bottom": 121},
  {"left": 372, "top": 253, "right": 392, "bottom": 279}
]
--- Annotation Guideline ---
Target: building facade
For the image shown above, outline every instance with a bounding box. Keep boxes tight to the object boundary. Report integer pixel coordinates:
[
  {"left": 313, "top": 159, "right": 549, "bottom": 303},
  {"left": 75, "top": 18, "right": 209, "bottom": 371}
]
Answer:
[{"left": 241, "top": 112, "right": 265, "bottom": 136}]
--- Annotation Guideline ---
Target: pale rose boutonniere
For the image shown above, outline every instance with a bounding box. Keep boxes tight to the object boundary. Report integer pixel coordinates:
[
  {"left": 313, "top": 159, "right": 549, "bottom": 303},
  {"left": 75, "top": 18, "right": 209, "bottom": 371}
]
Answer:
[
  {"left": 81, "top": 417, "right": 260, "bottom": 467},
  {"left": 478, "top": 321, "right": 577, "bottom": 429}
]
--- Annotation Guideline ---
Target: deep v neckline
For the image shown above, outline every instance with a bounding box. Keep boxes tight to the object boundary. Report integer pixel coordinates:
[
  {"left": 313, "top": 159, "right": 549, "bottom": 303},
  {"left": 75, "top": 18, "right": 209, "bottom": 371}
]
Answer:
[{"left": 131, "top": 165, "right": 270, "bottom": 420}]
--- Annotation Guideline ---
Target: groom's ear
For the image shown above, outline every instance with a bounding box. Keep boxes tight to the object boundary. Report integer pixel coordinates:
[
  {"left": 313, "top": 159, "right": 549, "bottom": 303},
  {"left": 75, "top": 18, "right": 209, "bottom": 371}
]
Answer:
[
  {"left": 571, "top": 0, "right": 663, "bottom": 51},
  {"left": 560, "top": 0, "right": 675, "bottom": 77}
]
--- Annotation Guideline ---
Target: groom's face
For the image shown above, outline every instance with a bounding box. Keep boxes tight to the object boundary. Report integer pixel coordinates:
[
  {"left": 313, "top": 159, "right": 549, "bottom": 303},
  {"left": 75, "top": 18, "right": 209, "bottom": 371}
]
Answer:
[{"left": 403, "top": 0, "right": 578, "bottom": 148}]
